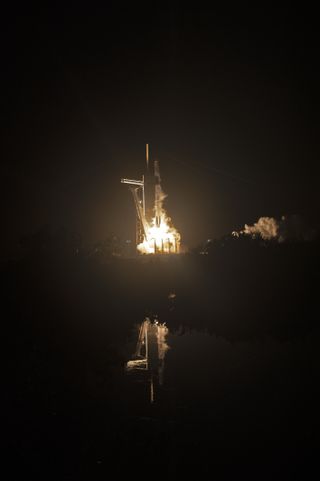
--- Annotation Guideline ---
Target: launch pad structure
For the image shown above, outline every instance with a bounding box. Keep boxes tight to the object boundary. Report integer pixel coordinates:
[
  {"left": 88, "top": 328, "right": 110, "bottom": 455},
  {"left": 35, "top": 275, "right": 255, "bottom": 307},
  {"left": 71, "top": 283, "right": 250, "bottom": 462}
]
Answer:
[{"left": 121, "top": 144, "right": 180, "bottom": 254}]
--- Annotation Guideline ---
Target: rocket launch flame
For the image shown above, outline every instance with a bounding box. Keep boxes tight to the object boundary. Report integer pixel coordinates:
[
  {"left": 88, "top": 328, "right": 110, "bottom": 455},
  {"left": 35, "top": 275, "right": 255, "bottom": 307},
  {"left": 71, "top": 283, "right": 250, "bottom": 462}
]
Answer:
[
  {"left": 137, "top": 210, "right": 181, "bottom": 254},
  {"left": 138, "top": 177, "right": 180, "bottom": 254}
]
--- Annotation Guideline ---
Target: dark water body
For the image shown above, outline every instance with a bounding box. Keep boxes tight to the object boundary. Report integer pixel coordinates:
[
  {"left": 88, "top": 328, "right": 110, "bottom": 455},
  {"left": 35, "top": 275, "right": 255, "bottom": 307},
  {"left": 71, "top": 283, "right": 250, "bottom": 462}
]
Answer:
[{"left": 3, "top": 243, "right": 319, "bottom": 479}]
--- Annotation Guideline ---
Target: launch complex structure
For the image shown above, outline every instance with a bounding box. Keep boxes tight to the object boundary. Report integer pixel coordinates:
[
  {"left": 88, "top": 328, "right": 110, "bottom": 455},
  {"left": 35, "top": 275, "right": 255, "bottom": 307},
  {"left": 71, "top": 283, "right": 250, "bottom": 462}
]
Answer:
[{"left": 121, "top": 145, "right": 181, "bottom": 254}]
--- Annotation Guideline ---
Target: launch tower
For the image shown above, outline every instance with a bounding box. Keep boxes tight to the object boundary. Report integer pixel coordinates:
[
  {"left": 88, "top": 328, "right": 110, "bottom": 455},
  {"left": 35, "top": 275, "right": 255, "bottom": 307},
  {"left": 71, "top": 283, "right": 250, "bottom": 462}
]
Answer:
[{"left": 121, "top": 145, "right": 180, "bottom": 254}]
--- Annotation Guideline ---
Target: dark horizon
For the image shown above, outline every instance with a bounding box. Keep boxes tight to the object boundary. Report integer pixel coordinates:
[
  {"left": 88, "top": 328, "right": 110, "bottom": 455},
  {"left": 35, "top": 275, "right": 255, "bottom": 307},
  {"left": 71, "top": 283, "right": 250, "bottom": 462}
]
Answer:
[{"left": 2, "top": 5, "right": 319, "bottom": 257}]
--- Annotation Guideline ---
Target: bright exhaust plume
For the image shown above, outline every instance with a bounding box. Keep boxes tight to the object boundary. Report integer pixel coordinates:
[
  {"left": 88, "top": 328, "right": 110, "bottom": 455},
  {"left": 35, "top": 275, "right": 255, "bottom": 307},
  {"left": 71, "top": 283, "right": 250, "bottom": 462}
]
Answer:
[{"left": 137, "top": 209, "right": 181, "bottom": 254}]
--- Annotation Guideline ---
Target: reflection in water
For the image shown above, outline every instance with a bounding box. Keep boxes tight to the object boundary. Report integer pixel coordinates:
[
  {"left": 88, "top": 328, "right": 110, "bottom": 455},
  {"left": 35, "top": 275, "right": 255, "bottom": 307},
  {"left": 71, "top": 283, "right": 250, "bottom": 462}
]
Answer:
[
  {"left": 126, "top": 317, "right": 169, "bottom": 403},
  {"left": 121, "top": 319, "right": 319, "bottom": 480},
  {"left": 157, "top": 321, "right": 169, "bottom": 386}
]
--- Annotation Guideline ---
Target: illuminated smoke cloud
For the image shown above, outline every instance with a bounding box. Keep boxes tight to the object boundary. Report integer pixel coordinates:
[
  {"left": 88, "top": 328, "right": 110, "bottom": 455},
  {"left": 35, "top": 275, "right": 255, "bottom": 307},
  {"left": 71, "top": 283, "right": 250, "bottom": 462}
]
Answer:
[
  {"left": 243, "top": 216, "right": 279, "bottom": 240},
  {"left": 234, "top": 215, "right": 316, "bottom": 242}
]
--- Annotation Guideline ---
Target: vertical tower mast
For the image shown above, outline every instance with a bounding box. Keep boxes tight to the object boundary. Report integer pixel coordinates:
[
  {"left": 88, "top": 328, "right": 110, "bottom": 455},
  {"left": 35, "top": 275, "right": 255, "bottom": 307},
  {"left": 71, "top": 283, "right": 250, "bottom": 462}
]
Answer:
[{"left": 146, "top": 143, "right": 149, "bottom": 170}]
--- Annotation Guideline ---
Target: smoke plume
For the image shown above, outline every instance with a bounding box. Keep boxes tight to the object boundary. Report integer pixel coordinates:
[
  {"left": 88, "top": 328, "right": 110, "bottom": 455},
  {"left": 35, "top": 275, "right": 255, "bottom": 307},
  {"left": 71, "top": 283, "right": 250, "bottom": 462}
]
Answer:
[
  {"left": 233, "top": 215, "right": 316, "bottom": 242},
  {"left": 243, "top": 217, "right": 279, "bottom": 240}
]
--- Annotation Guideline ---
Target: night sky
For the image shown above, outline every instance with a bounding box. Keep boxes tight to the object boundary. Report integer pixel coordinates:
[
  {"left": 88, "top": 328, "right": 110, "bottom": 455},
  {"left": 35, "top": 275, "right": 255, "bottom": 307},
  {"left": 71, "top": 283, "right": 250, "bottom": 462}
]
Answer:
[{"left": 2, "top": 5, "right": 319, "bottom": 256}]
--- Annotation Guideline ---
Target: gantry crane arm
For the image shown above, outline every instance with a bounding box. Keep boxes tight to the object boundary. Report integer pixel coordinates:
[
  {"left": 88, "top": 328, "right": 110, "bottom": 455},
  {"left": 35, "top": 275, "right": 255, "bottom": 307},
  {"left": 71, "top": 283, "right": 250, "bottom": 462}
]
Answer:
[{"left": 121, "top": 178, "right": 144, "bottom": 187}]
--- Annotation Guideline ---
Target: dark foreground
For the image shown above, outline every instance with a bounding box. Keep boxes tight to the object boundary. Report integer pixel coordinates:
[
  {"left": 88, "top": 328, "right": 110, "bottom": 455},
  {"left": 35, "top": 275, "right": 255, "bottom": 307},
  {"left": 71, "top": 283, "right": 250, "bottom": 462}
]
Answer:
[{"left": 3, "top": 240, "right": 319, "bottom": 480}]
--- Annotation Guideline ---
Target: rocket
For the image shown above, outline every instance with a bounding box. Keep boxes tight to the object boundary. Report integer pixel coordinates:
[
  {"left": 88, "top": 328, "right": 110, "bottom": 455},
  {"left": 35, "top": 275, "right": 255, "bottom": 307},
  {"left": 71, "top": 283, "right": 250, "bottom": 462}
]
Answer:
[
  {"left": 144, "top": 144, "right": 163, "bottom": 227},
  {"left": 154, "top": 160, "right": 162, "bottom": 227}
]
